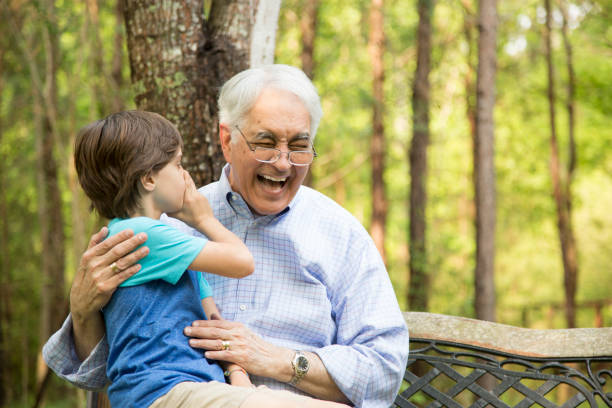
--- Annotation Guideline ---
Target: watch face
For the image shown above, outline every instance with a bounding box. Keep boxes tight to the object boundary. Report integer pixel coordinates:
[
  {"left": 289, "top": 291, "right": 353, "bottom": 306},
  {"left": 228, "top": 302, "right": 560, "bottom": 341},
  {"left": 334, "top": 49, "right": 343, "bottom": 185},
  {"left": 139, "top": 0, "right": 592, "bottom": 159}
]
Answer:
[{"left": 296, "top": 355, "right": 309, "bottom": 372}]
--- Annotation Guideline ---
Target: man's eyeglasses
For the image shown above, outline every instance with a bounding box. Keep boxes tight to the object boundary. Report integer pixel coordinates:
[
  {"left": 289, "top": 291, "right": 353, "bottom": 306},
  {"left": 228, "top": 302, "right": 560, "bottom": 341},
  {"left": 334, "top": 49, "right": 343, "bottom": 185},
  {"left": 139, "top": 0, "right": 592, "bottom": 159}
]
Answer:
[{"left": 235, "top": 126, "right": 317, "bottom": 166}]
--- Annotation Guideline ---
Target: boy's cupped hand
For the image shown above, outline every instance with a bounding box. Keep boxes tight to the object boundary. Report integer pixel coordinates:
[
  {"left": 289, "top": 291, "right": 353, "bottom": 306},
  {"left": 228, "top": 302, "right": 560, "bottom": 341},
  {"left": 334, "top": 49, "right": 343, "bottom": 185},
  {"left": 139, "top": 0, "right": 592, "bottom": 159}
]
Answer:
[{"left": 167, "top": 170, "right": 214, "bottom": 228}]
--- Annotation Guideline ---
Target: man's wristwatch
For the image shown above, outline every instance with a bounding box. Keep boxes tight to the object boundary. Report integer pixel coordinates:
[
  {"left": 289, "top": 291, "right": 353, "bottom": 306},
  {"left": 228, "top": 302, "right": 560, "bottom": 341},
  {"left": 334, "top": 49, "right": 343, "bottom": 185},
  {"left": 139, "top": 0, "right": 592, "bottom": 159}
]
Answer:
[{"left": 289, "top": 351, "right": 310, "bottom": 385}]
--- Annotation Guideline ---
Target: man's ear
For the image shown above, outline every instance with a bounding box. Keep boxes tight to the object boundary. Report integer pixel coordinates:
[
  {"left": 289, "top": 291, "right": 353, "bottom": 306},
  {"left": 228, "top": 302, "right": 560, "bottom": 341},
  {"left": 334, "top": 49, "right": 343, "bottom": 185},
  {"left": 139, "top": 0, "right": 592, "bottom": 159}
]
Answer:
[
  {"left": 140, "top": 171, "right": 156, "bottom": 192},
  {"left": 219, "top": 123, "right": 233, "bottom": 164}
]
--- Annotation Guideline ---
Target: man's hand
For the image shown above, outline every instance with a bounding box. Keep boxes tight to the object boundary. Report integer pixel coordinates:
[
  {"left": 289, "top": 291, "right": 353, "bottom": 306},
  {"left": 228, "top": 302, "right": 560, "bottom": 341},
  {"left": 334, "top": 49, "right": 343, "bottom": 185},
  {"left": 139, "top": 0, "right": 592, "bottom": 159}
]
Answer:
[
  {"left": 185, "top": 319, "right": 352, "bottom": 404},
  {"left": 167, "top": 170, "right": 214, "bottom": 229},
  {"left": 184, "top": 319, "right": 291, "bottom": 381},
  {"left": 70, "top": 226, "right": 148, "bottom": 361},
  {"left": 70, "top": 226, "right": 148, "bottom": 318}
]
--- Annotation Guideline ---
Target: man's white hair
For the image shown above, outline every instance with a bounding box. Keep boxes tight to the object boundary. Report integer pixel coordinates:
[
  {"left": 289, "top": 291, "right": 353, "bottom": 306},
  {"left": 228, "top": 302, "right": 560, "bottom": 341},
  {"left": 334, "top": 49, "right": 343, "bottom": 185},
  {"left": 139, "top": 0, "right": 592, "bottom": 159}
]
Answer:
[{"left": 218, "top": 64, "right": 323, "bottom": 141}]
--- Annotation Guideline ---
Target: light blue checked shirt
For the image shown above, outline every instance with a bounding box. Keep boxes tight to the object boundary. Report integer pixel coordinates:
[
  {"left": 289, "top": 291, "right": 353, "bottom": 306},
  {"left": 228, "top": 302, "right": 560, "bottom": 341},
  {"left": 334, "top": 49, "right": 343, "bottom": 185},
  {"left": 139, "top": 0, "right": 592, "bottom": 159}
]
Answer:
[{"left": 44, "top": 164, "right": 409, "bottom": 407}]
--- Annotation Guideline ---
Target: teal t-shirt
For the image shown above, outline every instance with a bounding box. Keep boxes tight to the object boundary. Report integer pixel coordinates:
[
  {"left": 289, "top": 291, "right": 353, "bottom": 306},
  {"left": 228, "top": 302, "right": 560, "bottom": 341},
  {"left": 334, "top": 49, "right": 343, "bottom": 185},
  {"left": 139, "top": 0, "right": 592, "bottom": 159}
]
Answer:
[{"left": 107, "top": 217, "right": 212, "bottom": 298}]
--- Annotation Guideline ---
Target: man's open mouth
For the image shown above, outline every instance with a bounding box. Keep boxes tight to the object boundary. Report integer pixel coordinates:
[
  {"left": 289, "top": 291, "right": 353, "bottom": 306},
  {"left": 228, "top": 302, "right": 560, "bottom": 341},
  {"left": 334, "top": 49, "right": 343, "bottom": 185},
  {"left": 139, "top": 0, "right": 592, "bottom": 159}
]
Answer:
[{"left": 258, "top": 174, "right": 288, "bottom": 189}]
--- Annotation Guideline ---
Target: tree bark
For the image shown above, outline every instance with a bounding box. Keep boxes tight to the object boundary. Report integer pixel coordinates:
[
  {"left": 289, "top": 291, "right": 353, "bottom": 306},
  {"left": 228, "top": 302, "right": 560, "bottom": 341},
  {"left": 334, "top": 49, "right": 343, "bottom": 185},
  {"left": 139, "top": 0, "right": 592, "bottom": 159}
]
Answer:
[
  {"left": 474, "top": 0, "right": 497, "bottom": 322},
  {"left": 124, "top": 0, "right": 280, "bottom": 186},
  {"left": 300, "top": 0, "right": 318, "bottom": 79},
  {"left": 29, "top": 0, "right": 67, "bottom": 405},
  {"left": 300, "top": 0, "right": 318, "bottom": 187},
  {"left": 0, "top": 39, "right": 8, "bottom": 408},
  {"left": 559, "top": 0, "right": 578, "bottom": 329},
  {"left": 408, "top": 0, "right": 434, "bottom": 311},
  {"left": 250, "top": 0, "right": 281, "bottom": 67},
  {"left": 544, "top": 0, "right": 578, "bottom": 328},
  {"left": 461, "top": 0, "right": 477, "bottom": 140},
  {"left": 558, "top": 0, "right": 576, "bottom": 183},
  {"left": 461, "top": 0, "right": 477, "bottom": 257},
  {"left": 110, "top": 0, "right": 126, "bottom": 112},
  {"left": 86, "top": 0, "right": 112, "bottom": 116},
  {"left": 67, "top": 5, "right": 93, "bottom": 273},
  {"left": 368, "top": 0, "right": 387, "bottom": 263}
]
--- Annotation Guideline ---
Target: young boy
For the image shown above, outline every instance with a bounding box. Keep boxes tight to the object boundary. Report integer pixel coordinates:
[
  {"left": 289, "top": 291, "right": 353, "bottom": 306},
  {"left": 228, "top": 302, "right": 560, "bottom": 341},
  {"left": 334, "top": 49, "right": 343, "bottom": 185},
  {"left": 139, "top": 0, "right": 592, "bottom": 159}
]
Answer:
[{"left": 74, "top": 111, "right": 349, "bottom": 408}]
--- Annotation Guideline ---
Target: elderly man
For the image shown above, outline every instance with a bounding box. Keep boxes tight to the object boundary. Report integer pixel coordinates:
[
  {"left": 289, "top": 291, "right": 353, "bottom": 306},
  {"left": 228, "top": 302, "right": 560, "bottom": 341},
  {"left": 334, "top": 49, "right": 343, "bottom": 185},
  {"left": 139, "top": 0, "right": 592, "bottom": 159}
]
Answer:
[{"left": 44, "top": 64, "right": 409, "bottom": 407}]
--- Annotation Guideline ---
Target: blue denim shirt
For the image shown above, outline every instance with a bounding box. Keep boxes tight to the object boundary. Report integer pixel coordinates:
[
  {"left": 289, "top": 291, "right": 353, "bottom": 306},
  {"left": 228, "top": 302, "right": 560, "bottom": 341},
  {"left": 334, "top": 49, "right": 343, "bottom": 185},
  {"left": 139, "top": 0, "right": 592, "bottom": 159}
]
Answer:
[
  {"left": 103, "top": 271, "right": 224, "bottom": 407},
  {"left": 103, "top": 217, "right": 222, "bottom": 407}
]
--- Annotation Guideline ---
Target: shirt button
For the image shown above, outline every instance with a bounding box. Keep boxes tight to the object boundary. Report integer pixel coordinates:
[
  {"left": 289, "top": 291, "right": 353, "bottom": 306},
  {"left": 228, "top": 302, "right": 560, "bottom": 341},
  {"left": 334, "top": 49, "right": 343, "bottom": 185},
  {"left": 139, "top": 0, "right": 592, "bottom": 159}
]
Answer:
[{"left": 239, "top": 304, "right": 247, "bottom": 311}]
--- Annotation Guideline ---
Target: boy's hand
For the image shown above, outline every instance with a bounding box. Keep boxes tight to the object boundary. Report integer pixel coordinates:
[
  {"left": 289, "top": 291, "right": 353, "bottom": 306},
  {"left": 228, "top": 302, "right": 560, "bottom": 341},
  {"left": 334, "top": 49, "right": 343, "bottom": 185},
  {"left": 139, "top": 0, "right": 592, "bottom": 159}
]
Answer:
[
  {"left": 223, "top": 363, "right": 253, "bottom": 388},
  {"left": 168, "top": 170, "right": 214, "bottom": 227}
]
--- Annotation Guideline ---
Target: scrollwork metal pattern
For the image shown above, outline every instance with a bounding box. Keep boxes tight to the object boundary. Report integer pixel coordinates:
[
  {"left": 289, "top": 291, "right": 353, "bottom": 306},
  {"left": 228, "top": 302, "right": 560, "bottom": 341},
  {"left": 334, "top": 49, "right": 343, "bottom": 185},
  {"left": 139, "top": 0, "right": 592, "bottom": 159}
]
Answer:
[{"left": 393, "top": 338, "right": 612, "bottom": 408}]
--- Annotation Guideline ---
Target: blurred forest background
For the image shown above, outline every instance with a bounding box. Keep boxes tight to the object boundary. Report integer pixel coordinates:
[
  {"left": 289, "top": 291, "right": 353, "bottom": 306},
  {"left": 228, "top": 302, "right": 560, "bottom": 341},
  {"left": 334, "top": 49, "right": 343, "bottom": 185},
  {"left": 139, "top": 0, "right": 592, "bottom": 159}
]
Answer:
[{"left": 0, "top": 0, "right": 610, "bottom": 406}]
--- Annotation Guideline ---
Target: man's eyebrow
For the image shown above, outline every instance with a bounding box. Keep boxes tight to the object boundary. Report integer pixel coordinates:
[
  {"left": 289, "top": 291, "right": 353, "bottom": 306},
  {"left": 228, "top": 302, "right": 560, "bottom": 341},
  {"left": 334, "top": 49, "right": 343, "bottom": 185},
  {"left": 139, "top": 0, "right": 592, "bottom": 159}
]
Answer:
[
  {"left": 253, "top": 131, "right": 276, "bottom": 140},
  {"left": 291, "top": 132, "right": 311, "bottom": 141},
  {"left": 252, "top": 131, "right": 311, "bottom": 142}
]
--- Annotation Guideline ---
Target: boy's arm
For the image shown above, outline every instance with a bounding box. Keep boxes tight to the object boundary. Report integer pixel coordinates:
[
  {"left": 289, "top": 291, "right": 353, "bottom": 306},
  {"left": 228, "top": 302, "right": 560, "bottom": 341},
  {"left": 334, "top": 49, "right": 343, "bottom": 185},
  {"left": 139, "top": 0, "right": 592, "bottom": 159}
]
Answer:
[
  {"left": 223, "top": 364, "right": 252, "bottom": 387},
  {"left": 201, "top": 296, "right": 221, "bottom": 321},
  {"left": 169, "top": 171, "right": 254, "bottom": 279}
]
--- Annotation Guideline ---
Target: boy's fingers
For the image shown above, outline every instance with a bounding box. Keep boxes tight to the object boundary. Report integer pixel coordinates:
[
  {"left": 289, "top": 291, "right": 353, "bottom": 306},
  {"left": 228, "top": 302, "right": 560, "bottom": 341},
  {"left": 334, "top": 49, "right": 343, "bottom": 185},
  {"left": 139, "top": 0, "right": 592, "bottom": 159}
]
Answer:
[{"left": 184, "top": 170, "right": 197, "bottom": 191}]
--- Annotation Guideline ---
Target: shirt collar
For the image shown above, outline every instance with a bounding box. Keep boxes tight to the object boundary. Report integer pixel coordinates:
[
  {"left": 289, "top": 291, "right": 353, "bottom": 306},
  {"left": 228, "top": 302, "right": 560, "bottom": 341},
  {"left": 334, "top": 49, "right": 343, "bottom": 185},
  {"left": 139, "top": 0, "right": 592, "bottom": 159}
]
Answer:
[{"left": 218, "top": 164, "right": 295, "bottom": 224}]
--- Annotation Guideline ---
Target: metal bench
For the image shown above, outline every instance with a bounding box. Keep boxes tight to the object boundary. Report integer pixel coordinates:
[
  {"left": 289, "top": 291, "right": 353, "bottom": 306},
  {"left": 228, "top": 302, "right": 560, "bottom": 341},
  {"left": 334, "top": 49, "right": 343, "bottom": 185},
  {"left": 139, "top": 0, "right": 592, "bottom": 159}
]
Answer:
[
  {"left": 87, "top": 312, "right": 612, "bottom": 407},
  {"left": 393, "top": 312, "right": 612, "bottom": 408}
]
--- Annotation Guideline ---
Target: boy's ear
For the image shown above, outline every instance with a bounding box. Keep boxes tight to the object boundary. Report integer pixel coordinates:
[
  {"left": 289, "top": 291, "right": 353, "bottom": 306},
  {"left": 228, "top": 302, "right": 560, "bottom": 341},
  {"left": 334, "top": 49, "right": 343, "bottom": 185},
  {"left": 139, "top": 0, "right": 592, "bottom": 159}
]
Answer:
[{"left": 140, "top": 171, "right": 156, "bottom": 192}]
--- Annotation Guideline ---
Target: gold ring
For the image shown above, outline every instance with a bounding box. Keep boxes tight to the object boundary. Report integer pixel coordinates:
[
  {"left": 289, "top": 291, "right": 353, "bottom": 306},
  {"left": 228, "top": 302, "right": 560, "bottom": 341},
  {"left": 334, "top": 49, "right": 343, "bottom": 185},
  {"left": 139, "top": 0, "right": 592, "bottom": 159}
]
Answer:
[
  {"left": 110, "top": 262, "right": 120, "bottom": 273},
  {"left": 221, "top": 340, "right": 230, "bottom": 351}
]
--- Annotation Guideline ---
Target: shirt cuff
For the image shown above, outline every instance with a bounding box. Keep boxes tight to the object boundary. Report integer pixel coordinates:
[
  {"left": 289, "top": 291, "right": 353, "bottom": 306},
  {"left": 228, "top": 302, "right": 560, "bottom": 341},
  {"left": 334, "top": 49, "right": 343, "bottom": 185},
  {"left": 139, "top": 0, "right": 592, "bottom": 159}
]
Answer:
[
  {"left": 314, "top": 345, "right": 369, "bottom": 407},
  {"left": 42, "top": 314, "right": 110, "bottom": 391}
]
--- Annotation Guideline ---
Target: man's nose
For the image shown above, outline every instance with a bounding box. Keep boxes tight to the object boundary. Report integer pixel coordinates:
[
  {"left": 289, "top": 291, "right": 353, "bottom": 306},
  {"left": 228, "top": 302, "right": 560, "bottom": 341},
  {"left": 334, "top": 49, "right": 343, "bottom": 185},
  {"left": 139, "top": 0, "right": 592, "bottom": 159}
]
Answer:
[{"left": 273, "top": 150, "right": 292, "bottom": 170}]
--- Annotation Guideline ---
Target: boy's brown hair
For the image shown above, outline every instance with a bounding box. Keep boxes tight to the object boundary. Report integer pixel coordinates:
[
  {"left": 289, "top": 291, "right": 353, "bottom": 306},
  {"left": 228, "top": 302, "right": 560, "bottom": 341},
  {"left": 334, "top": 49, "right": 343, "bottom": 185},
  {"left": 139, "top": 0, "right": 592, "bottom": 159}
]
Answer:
[{"left": 74, "top": 111, "right": 183, "bottom": 219}]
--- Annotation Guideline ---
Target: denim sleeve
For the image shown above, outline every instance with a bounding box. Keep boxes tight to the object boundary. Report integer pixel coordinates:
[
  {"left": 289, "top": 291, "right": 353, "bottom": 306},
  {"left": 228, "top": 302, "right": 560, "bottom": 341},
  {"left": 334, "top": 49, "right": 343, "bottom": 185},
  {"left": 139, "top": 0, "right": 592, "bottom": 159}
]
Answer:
[{"left": 42, "top": 314, "right": 110, "bottom": 391}]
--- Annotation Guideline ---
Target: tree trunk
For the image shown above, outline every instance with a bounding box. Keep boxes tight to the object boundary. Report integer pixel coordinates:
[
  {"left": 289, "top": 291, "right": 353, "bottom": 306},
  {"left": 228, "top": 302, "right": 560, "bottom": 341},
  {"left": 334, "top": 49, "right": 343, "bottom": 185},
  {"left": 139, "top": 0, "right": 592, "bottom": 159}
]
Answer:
[
  {"left": 461, "top": 0, "right": 477, "bottom": 140},
  {"left": 250, "top": 0, "right": 281, "bottom": 67},
  {"left": 368, "top": 0, "right": 387, "bottom": 263},
  {"left": 32, "top": 0, "right": 67, "bottom": 404},
  {"left": 558, "top": 0, "right": 576, "bottom": 184},
  {"left": 85, "top": 0, "right": 111, "bottom": 117},
  {"left": 0, "top": 42, "right": 8, "bottom": 408},
  {"left": 544, "top": 0, "right": 578, "bottom": 328},
  {"left": 474, "top": 0, "right": 497, "bottom": 322},
  {"left": 124, "top": 0, "right": 280, "bottom": 186},
  {"left": 300, "top": 0, "right": 318, "bottom": 80},
  {"left": 110, "top": 0, "right": 126, "bottom": 112},
  {"left": 67, "top": 6, "right": 92, "bottom": 273},
  {"left": 408, "top": 0, "right": 434, "bottom": 311},
  {"left": 461, "top": 0, "right": 477, "bottom": 261},
  {"left": 559, "top": 1, "right": 578, "bottom": 328},
  {"left": 300, "top": 0, "right": 318, "bottom": 187}
]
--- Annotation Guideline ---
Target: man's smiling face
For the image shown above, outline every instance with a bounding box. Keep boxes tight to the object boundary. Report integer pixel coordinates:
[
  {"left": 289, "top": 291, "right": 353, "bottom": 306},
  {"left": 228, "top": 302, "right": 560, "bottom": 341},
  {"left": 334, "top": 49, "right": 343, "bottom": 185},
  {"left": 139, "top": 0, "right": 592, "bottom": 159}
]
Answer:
[{"left": 220, "top": 87, "right": 312, "bottom": 216}]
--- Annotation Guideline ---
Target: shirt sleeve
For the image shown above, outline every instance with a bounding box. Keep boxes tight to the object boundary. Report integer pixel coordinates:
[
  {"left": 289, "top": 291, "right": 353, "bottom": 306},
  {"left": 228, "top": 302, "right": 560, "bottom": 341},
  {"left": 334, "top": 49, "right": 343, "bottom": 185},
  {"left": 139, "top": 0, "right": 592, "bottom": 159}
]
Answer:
[
  {"left": 314, "top": 237, "right": 409, "bottom": 408},
  {"left": 198, "top": 272, "right": 213, "bottom": 299},
  {"left": 42, "top": 314, "right": 110, "bottom": 390},
  {"left": 120, "top": 221, "right": 207, "bottom": 287}
]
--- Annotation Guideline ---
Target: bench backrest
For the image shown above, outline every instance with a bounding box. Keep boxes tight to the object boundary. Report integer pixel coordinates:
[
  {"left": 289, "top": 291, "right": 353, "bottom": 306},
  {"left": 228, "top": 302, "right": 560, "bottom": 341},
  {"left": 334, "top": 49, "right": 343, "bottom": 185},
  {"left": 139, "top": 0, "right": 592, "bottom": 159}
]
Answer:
[{"left": 393, "top": 312, "right": 612, "bottom": 408}]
